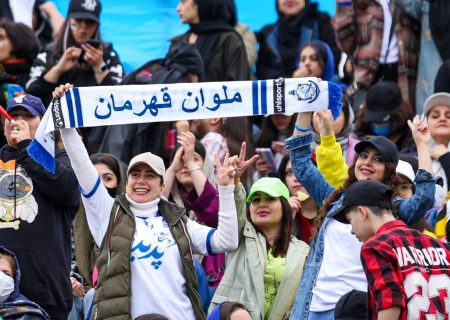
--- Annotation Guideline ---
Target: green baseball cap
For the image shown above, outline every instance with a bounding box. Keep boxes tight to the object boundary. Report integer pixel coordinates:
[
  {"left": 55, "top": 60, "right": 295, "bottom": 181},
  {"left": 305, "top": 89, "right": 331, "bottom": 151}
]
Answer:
[{"left": 247, "top": 177, "right": 290, "bottom": 202}]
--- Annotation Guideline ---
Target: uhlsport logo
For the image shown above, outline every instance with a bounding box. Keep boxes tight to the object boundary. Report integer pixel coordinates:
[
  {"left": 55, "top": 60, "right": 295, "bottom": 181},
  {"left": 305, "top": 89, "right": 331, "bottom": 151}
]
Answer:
[
  {"left": 289, "top": 80, "right": 320, "bottom": 104},
  {"left": 52, "top": 98, "right": 65, "bottom": 128},
  {"left": 273, "top": 78, "right": 285, "bottom": 113}
]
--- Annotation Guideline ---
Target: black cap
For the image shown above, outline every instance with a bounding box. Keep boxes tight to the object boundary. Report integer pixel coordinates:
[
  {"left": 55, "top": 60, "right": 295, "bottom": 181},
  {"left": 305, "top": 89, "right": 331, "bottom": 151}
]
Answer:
[
  {"left": 331, "top": 180, "right": 393, "bottom": 224},
  {"left": 354, "top": 136, "right": 399, "bottom": 165},
  {"left": 334, "top": 290, "right": 368, "bottom": 320},
  {"left": 68, "top": 0, "right": 102, "bottom": 23},
  {"left": 363, "top": 81, "right": 402, "bottom": 122}
]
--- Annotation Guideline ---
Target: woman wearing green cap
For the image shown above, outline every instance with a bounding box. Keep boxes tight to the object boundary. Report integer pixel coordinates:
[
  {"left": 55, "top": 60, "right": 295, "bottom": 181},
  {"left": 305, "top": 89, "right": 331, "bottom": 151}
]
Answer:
[{"left": 209, "top": 177, "right": 309, "bottom": 320}]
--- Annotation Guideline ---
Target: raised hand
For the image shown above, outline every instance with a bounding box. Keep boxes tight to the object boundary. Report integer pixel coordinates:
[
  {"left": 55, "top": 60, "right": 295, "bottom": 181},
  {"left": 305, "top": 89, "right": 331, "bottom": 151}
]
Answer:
[
  {"left": 55, "top": 47, "right": 82, "bottom": 73},
  {"left": 408, "top": 116, "right": 430, "bottom": 147},
  {"left": 8, "top": 119, "right": 32, "bottom": 144},
  {"left": 177, "top": 131, "right": 196, "bottom": 168},
  {"left": 81, "top": 42, "right": 105, "bottom": 71},
  {"left": 234, "top": 142, "right": 259, "bottom": 185},
  {"left": 167, "top": 146, "right": 184, "bottom": 173},
  {"left": 315, "top": 109, "right": 334, "bottom": 136},
  {"left": 52, "top": 83, "right": 73, "bottom": 99},
  {"left": 215, "top": 153, "right": 237, "bottom": 187}
]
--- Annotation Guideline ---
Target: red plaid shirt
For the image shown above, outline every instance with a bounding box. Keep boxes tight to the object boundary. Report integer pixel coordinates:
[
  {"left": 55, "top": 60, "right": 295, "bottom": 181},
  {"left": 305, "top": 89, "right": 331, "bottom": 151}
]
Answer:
[{"left": 361, "top": 220, "right": 450, "bottom": 320}]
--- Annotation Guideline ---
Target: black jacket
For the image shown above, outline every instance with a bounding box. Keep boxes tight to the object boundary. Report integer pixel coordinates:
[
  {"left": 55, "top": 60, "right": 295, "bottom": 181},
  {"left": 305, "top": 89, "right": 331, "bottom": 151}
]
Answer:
[
  {"left": 0, "top": 140, "right": 79, "bottom": 320},
  {"left": 170, "top": 32, "right": 250, "bottom": 82},
  {"left": 26, "top": 42, "right": 124, "bottom": 106}
]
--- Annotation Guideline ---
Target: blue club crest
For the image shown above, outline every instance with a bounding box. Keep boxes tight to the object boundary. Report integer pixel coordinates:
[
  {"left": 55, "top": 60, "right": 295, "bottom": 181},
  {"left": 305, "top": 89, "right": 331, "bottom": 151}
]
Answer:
[{"left": 288, "top": 80, "right": 320, "bottom": 104}]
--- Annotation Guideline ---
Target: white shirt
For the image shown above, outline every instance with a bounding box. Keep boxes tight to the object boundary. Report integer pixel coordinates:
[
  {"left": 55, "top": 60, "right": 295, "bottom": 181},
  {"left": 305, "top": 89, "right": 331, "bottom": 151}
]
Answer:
[
  {"left": 60, "top": 128, "right": 238, "bottom": 319},
  {"left": 379, "top": 0, "right": 399, "bottom": 64},
  {"left": 310, "top": 219, "right": 367, "bottom": 312},
  {"left": 9, "top": 0, "right": 35, "bottom": 28}
]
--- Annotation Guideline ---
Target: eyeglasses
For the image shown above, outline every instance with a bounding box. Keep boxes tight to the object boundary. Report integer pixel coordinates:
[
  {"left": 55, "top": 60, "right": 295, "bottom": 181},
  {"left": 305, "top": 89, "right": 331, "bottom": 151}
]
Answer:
[{"left": 250, "top": 195, "right": 278, "bottom": 205}]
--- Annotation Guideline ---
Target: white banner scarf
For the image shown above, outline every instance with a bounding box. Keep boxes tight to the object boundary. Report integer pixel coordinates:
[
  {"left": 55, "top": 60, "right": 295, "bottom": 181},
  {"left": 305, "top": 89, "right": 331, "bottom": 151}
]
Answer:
[{"left": 28, "top": 77, "right": 343, "bottom": 173}]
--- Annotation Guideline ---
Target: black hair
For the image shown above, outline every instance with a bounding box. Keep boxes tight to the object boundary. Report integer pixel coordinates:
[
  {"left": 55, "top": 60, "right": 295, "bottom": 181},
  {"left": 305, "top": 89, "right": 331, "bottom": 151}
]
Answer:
[
  {"left": 49, "top": 18, "right": 100, "bottom": 68},
  {"left": 90, "top": 153, "right": 121, "bottom": 187},
  {"left": 219, "top": 302, "right": 251, "bottom": 320},
  {"left": 248, "top": 196, "right": 293, "bottom": 257},
  {"left": 346, "top": 205, "right": 392, "bottom": 217},
  {"left": 0, "top": 19, "right": 40, "bottom": 62}
]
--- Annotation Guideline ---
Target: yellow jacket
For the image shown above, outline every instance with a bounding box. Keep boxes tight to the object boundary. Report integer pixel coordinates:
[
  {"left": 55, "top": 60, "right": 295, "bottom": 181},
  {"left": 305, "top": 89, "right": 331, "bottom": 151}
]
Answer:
[{"left": 316, "top": 134, "right": 349, "bottom": 189}]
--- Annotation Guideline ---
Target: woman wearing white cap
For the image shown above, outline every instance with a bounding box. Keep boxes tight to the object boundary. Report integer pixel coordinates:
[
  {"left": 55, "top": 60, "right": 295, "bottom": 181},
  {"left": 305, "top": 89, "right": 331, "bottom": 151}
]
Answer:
[
  {"left": 52, "top": 84, "right": 249, "bottom": 320},
  {"left": 423, "top": 92, "right": 450, "bottom": 206}
]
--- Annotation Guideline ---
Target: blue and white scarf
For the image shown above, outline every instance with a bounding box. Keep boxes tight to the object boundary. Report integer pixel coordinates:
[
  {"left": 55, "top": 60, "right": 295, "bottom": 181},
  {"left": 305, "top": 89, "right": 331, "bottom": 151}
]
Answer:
[{"left": 28, "top": 77, "right": 343, "bottom": 172}]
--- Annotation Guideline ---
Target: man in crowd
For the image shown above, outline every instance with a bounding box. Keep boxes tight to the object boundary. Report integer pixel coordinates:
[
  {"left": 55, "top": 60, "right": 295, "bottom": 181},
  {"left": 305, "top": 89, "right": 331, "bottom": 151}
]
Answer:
[
  {"left": 0, "top": 94, "right": 79, "bottom": 319},
  {"left": 333, "top": 179, "right": 450, "bottom": 319}
]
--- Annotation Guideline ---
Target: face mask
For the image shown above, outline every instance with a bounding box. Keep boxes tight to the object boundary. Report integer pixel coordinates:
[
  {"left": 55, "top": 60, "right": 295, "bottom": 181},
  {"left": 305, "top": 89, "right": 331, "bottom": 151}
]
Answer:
[
  {"left": 106, "top": 187, "right": 117, "bottom": 198},
  {"left": 370, "top": 122, "right": 393, "bottom": 137},
  {"left": 0, "top": 271, "right": 14, "bottom": 302}
]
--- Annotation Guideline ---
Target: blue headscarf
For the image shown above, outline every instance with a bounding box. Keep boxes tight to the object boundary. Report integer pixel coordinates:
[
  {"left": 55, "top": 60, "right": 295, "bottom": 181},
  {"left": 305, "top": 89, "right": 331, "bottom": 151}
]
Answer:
[{"left": 298, "top": 40, "right": 335, "bottom": 81}]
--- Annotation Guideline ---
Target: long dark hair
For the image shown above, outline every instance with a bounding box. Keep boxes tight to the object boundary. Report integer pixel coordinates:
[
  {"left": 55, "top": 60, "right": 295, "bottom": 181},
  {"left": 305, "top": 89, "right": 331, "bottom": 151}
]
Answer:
[
  {"left": 255, "top": 115, "right": 295, "bottom": 149},
  {"left": 90, "top": 153, "right": 121, "bottom": 187},
  {"left": 49, "top": 18, "right": 100, "bottom": 67},
  {"left": 248, "top": 196, "right": 293, "bottom": 257},
  {"left": 0, "top": 19, "right": 40, "bottom": 62},
  {"left": 313, "top": 160, "right": 399, "bottom": 236}
]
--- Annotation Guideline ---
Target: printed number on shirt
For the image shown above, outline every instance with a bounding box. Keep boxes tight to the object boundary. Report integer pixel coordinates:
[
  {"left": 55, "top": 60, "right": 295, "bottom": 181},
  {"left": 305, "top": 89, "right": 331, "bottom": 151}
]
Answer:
[{"left": 404, "top": 272, "right": 450, "bottom": 319}]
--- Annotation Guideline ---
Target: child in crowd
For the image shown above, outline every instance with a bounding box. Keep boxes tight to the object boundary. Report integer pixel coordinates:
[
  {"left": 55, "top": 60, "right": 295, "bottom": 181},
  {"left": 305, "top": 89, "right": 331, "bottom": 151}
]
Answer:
[
  {"left": 0, "top": 246, "right": 50, "bottom": 319},
  {"left": 332, "top": 179, "right": 450, "bottom": 320}
]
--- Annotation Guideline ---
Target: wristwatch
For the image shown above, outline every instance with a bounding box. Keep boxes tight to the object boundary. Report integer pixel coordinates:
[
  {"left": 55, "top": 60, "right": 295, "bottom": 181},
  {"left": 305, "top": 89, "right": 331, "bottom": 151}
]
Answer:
[
  {"left": 188, "top": 165, "right": 201, "bottom": 175},
  {"left": 95, "top": 62, "right": 108, "bottom": 74}
]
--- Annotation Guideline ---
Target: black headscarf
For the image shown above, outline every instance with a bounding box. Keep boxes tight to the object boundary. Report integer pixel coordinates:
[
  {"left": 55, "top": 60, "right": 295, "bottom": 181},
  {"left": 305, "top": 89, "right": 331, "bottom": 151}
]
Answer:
[
  {"left": 429, "top": 0, "right": 450, "bottom": 61},
  {"left": 152, "top": 42, "right": 204, "bottom": 83},
  {"left": 189, "top": 0, "right": 236, "bottom": 68},
  {"left": 276, "top": 0, "right": 317, "bottom": 74}
]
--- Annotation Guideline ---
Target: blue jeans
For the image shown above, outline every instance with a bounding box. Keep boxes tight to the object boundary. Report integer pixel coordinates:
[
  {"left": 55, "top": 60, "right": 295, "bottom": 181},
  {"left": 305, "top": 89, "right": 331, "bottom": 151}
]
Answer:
[
  {"left": 308, "top": 309, "right": 335, "bottom": 320},
  {"left": 83, "top": 288, "right": 96, "bottom": 320},
  {"left": 68, "top": 295, "right": 84, "bottom": 320}
]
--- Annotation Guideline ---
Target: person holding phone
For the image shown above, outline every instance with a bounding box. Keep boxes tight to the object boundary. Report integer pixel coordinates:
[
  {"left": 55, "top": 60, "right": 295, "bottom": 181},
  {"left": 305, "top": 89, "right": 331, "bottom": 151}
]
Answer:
[{"left": 26, "top": 0, "right": 124, "bottom": 107}]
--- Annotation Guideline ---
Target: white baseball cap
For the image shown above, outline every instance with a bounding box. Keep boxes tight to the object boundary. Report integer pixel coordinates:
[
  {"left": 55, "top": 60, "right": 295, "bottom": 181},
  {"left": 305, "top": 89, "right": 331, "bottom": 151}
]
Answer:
[
  {"left": 423, "top": 92, "right": 450, "bottom": 116},
  {"left": 396, "top": 160, "right": 415, "bottom": 184},
  {"left": 127, "top": 152, "right": 165, "bottom": 177}
]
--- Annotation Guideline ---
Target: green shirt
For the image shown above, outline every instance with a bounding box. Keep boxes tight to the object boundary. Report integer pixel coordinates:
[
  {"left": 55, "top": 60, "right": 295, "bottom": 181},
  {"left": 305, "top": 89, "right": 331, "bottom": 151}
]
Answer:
[{"left": 264, "top": 249, "right": 286, "bottom": 319}]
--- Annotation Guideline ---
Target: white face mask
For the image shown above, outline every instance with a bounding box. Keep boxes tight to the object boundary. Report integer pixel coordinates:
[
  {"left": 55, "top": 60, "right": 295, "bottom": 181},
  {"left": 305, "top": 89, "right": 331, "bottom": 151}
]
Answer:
[{"left": 0, "top": 271, "right": 14, "bottom": 302}]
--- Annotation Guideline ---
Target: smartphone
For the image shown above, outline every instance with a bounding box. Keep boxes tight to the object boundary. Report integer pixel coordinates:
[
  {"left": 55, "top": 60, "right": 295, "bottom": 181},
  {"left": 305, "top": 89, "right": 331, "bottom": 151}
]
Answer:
[
  {"left": 86, "top": 39, "right": 101, "bottom": 48},
  {"left": 78, "top": 39, "right": 102, "bottom": 62},
  {"left": 255, "top": 147, "right": 277, "bottom": 172}
]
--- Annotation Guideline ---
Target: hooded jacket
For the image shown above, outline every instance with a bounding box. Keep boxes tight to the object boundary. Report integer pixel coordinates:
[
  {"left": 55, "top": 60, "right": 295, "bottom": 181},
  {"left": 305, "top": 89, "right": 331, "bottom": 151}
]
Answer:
[
  {"left": 0, "top": 140, "right": 80, "bottom": 319},
  {"left": 0, "top": 246, "right": 50, "bottom": 320}
]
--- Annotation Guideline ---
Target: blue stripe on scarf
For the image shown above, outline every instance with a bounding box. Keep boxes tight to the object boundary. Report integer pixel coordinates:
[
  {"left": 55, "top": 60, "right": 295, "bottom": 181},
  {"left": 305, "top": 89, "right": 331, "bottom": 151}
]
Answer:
[
  {"left": 73, "top": 88, "right": 84, "bottom": 127},
  {"left": 27, "top": 139, "right": 56, "bottom": 173},
  {"left": 261, "top": 80, "right": 267, "bottom": 115},
  {"left": 252, "top": 80, "right": 259, "bottom": 115},
  {"left": 65, "top": 91, "right": 76, "bottom": 127}
]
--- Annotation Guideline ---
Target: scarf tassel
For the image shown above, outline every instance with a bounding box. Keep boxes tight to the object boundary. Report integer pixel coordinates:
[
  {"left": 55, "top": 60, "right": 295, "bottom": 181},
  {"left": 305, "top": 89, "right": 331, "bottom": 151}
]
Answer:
[{"left": 327, "top": 81, "right": 343, "bottom": 121}]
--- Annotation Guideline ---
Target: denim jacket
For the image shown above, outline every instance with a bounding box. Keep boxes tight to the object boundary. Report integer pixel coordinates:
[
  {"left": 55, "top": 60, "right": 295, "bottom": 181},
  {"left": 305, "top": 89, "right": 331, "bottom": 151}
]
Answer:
[{"left": 285, "top": 133, "right": 436, "bottom": 319}]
